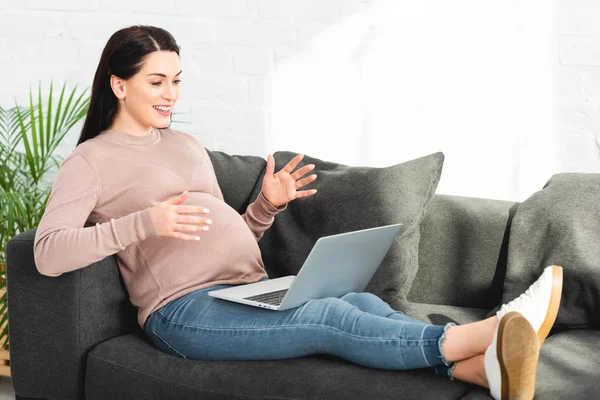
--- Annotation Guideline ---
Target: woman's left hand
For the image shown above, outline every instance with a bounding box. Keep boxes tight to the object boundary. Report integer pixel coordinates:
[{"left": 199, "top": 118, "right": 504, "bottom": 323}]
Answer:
[{"left": 261, "top": 154, "right": 318, "bottom": 208}]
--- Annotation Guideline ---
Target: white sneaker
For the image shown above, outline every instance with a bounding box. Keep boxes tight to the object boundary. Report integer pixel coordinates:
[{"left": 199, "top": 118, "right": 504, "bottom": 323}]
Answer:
[
  {"left": 484, "top": 311, "right": 540, "bottom": 400},
  {"left": 497, "top": 265, "right": 563, "bottom": 345}
]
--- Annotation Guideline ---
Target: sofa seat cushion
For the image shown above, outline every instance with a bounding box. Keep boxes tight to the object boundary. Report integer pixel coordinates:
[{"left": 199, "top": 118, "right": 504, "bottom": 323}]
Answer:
[
  {"left": 535, "top": 329, "right": 600, "bottom": 399},
  {"left": 394, "top": 304, "right": 600, "bottom": 399},
  {"left": 85, "top": 333, "right": 476, "bottom": 400},
  {"left": 459, "top": 329, "right": 600, "bottom": 399}
]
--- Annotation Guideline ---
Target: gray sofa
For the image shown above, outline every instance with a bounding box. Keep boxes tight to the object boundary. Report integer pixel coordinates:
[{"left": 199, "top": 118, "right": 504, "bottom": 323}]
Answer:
[{"left": 5, "top": 149, "right": 599, "bottom": 400}]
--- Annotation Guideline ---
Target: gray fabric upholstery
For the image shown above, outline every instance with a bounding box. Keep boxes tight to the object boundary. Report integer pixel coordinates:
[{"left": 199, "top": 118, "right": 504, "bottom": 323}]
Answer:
[
  {"left": 85, "top": 334, "right": 474, "bottom": 400},
  {"left": 6, "top": 228, "right": 143, "bottom": 400},
  {"left": 6, "top": 152, "right": 599, "bottom": 399},
  {"left": 394, "top": 302, "right": 493, "bottom": 326},
  {"left": 459, "top": 330, "right": 600, "bottom": 399},
  {"left": 410, "top": 195, "right": 518, "bottom": 310},
  {"left": 503, "top": 173, "right": 600, "bottom": 329},
  {"left": 249, "top": 151, "right": 444, "bottom": 308},
  {"left": 205, "top": 150, "right": 266, "bottom": 214},
  {"left": 535, "top": 329, "right": 600, "bottom": 399}
]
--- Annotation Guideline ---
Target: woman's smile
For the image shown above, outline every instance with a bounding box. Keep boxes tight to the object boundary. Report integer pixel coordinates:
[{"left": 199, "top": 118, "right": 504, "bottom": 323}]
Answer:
[{"left": 153, "top": 105, "right": 172, "bottom": 117}]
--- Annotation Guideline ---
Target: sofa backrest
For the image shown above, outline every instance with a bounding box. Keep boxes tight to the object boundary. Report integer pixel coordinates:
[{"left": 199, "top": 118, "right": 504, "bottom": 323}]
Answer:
[
  {"left": 208, "top": 150, "right": 267, "bottom": 214},
  {"left": 208, "top": 150, "right": 519, "bottom": 311},
  {"left": 410, "top": 194, "right": 519, "bottom": 310}
]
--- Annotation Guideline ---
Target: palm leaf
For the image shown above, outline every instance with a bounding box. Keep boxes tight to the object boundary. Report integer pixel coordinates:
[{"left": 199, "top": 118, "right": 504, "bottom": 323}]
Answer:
[{"left": 52, "top": 83, "right": 67, "bottom": 142}]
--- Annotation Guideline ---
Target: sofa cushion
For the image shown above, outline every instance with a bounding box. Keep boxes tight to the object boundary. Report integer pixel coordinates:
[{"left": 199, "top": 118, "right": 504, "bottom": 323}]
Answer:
[
  {"left": 410, "top": 194, "right": 517, "bottom": 310},
  {"left": 85, "top": 333, "right": 474, "bottom": 400},
  {"left": 464, "top": 329, "right": 600, "bottom": 398},
  {"left": 205, "top": 150, "right": 267, "bottom": 215},
  {"left": 436, "top": 330, "right": 600, "bottom": 400},
  {"left": 534, "top": 329, "right": 600, "bottom": 398},
  {"left": 502, "top": 173, "right": 600, "bottom": 329},
  {"left": 248, "top": 151, "right": 444, "bottom": 307}
]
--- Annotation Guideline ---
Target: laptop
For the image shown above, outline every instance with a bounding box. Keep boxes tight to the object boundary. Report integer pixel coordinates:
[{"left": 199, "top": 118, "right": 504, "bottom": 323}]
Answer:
[{"left": 208, "top": 223, "right": 403, "bottom": 311}]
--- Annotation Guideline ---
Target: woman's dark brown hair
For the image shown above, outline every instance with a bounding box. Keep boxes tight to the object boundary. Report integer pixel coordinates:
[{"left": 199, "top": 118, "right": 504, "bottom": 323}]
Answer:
[{"left": 76, "top": 25, "right": 180, "bottom": 146}]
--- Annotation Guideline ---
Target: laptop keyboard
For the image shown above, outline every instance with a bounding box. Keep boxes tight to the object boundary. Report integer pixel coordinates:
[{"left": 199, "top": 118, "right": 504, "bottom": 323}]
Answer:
[{"left": 244, "top": 289, "right": 289, "bottom": 306}]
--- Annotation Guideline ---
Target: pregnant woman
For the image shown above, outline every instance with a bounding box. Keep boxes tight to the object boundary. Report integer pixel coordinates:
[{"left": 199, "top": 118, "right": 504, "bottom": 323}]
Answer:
[{"left": 33, "top": 25, "right": 563, "bottom": 400}]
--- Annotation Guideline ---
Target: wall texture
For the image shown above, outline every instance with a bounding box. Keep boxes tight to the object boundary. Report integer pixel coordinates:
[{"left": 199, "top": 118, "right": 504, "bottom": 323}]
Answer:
[{"left": 0, "top": 0, "right": 598, "bottom": 201}]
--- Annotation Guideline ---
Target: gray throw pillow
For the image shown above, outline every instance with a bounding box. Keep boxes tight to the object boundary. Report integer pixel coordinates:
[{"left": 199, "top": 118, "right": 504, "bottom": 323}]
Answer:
[
  {"left": 247, "top": 151, "right": 445, "bottom": 308},
  {"left": 502, "top": 172, "right": 600, "bottom": 329}
]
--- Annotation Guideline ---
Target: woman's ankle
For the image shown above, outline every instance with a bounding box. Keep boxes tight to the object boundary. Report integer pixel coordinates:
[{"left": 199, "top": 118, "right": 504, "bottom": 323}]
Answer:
[
  {"left": 442, "top": 318, "right": 497, "bottom": 362},
  {"left": 452, "top": 355, "right": 489, "bottom": 388}
]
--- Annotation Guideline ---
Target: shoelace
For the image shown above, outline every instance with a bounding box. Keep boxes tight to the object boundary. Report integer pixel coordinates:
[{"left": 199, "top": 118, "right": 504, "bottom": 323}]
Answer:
[{"left": 499, "top": 278, "right": 542, "bottom": 313}]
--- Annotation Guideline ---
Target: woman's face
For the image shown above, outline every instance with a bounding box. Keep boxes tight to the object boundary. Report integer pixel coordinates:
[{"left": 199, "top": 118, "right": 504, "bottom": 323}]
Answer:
[{"left": 112, "top": 50, "right": 181, "bottom": 130}]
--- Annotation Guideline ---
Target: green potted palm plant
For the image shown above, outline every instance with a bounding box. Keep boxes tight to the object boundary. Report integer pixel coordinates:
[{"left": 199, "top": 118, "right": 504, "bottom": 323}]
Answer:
[{"left": 0, "top": 81, "right": 90, "bottom": 376}]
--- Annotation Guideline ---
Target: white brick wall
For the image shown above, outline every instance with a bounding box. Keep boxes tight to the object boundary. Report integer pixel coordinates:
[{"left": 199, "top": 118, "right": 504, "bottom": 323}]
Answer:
[
  {"left": 0, "top": 0, "right": 598, "bottom": 201},
  {"left": 556, "top": 0, "right": 600, "bottom": 173}
]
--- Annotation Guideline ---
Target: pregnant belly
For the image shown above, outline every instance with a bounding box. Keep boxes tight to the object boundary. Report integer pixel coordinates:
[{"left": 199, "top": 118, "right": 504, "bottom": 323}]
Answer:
[
  {"left": 141, "top": 192, "right": 262, "bottom": 277},
  {"left": 183, "top": 192, "right": 252, "bottom": 240}
]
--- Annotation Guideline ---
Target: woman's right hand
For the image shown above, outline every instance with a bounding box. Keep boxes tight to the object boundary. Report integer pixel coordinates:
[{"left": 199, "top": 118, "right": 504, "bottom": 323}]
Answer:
[{"left": 148, "top": 190, "right": 212, "bottom": 241}]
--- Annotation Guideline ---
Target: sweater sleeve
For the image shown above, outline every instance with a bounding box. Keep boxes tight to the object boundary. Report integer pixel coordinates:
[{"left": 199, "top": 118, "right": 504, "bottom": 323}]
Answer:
[
  {"left": 33, "top": 154, "right": 157, "bottom": 277},
  {"left": 241, "top": 191, "right": 287, "bottom": 242}
]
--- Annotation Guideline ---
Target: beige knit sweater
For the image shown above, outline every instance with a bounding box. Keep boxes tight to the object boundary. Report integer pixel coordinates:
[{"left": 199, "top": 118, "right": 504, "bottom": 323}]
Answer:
[{"left": 34, "top": 127, "right": 287, "bottom": 329}]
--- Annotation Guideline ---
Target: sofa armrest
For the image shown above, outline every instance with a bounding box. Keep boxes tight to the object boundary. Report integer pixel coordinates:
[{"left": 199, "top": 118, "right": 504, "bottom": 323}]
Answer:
[
  {"left": 6, "top": 227, "right": 142, "bottom": 400},
  {"left": 410, "top": 194, "right": 519, "bottom": 309}
]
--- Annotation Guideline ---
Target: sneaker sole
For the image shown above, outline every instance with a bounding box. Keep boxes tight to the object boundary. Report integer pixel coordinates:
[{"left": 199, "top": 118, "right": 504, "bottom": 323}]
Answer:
[
  {"left": 498, "top": 311, "right": 540, "bottom": 400},
  {"left": 538, "top": 265, "right": 563, "bottom": 345}
]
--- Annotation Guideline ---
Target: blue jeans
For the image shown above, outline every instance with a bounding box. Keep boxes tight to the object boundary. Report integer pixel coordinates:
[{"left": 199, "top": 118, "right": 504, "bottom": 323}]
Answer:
[{"left": 144, "top": 278, "right": 456, "bottom": 379}]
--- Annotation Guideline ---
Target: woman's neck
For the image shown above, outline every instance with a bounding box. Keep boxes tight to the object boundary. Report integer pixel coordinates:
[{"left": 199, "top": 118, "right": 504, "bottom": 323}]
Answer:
[{"left": 109, "top": 113, "right": 153, "bottom": 137}]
